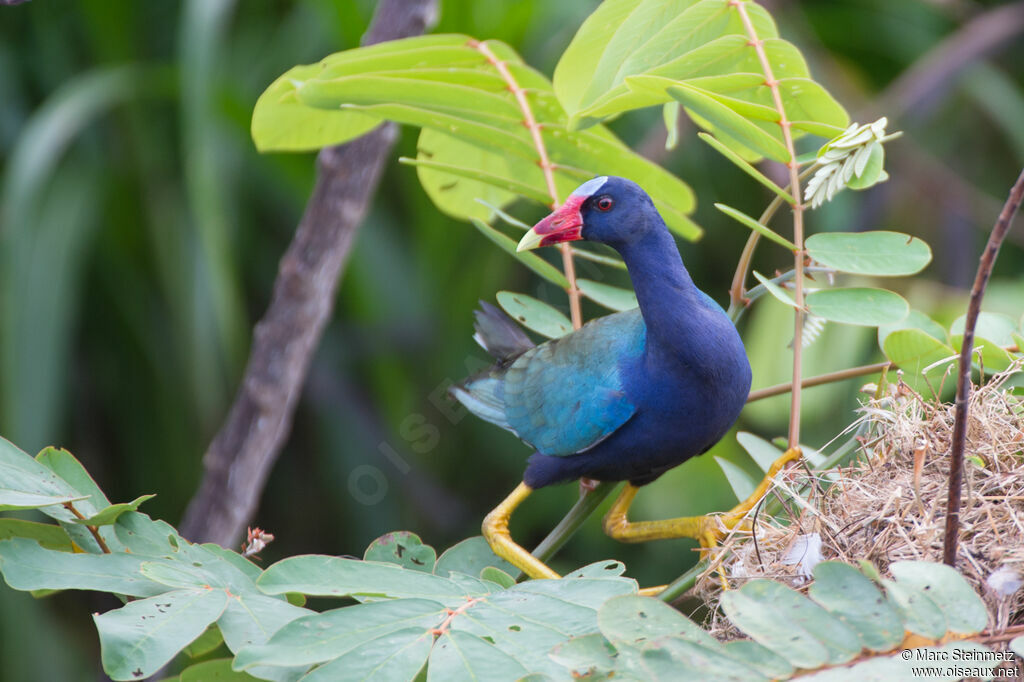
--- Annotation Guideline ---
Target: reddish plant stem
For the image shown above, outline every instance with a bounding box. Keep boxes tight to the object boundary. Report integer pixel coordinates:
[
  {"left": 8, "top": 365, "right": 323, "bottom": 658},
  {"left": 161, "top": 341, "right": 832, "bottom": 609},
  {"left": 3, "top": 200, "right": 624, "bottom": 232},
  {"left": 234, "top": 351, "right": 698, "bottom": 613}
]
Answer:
[
  {"left": 943, "top": 167, "right": 1024, "bottom": 567},
  {"left": 732, "top": 0, "right": 806, "bottom": 449},
  {"left": 747, "top": 361, "right": 894, "bottom": 403},
  {"left": 471, "top": 40, "right": 582, "bottom": 329},
  {"left": 64, "top": 502, "right": 110, "bottom": 553}
]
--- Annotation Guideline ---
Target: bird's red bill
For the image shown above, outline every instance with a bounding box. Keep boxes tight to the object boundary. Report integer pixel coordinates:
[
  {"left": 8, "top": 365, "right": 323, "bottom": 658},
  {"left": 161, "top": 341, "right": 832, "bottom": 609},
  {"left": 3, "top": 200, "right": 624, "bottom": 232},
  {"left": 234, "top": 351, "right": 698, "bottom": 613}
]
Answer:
[{"left": 529, "top": 195, "right": 586, "bottom": 246}]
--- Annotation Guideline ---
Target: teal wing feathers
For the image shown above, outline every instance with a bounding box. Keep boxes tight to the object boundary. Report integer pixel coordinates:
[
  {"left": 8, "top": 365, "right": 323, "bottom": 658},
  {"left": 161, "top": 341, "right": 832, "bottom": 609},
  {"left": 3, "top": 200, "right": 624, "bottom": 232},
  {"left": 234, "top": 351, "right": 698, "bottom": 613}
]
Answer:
[{"left": 454, "top": 308, "right": 646, "bottom": 456}]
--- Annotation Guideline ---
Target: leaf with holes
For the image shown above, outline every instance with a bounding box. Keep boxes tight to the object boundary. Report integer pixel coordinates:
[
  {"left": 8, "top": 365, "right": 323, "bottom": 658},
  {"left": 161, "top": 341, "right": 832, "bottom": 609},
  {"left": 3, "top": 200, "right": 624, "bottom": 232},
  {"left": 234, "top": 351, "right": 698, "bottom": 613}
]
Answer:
[
  {"left": 495, "top": 291, "right": 572, "bottom": 338},
  {"left": 364, "top": 531, "right": 437, "bottom": 573}
]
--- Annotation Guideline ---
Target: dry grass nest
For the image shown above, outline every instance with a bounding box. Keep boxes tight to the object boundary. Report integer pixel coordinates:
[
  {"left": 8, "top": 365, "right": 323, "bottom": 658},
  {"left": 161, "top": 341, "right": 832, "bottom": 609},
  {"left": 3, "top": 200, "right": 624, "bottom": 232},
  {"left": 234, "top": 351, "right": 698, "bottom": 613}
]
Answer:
[{"left": 696, "top": 361, "right": 1024, "bottom": 637}]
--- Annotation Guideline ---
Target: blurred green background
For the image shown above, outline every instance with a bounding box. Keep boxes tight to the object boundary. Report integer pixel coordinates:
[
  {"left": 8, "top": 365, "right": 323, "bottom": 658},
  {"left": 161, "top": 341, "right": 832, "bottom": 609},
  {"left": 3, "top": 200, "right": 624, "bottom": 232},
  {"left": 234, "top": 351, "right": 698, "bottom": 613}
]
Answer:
[{"left": 1, "top": 0, "right": 1023, "bottom": 677}]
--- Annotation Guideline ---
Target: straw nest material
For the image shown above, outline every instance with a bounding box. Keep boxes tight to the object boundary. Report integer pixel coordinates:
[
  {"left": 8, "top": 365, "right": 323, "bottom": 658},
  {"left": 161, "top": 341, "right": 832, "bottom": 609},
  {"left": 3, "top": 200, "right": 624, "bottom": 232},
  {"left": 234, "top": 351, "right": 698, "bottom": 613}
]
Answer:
[{"left": 696, "top": 362, "right": 1024, "bottom": 636}]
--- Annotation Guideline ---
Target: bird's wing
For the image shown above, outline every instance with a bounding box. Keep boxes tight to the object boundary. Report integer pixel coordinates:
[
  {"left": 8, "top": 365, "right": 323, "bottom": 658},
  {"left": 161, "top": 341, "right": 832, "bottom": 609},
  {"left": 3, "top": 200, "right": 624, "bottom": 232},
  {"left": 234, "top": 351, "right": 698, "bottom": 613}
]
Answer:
[{"left": 502, "top": 308, "right": 645, "bottom": 456}]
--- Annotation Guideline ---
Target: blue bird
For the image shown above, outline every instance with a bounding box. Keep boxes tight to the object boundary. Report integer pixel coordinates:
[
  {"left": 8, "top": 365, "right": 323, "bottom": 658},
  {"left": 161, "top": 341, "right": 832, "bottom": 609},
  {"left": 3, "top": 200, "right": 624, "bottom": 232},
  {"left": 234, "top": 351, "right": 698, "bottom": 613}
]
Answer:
[{"left": 453, "top": 176, "right": 799, "bottom": 585}]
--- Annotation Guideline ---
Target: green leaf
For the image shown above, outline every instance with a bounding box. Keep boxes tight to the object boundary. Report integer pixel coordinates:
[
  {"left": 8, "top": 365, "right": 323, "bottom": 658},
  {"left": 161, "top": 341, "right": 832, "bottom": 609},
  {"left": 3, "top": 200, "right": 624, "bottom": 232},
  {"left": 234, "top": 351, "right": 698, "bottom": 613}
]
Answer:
[
  {"left": 72, "top": 494, "right": 156, "bottom": 527},
  {"left": 35, "top": 446, "right": 111, "bottom": 508},
  {"left": 0, "top": 438, "right": 89, "bottom": 512},
  {"left": 364, "top": 531, "right": 436, "bottom": 573},
  {"left": 877, "top": 309, "right": 947, "bottom": 346},
  {"left": 736, "top": 432, "right": 784, "bottom": 474},
  {"left": 598, "top": 595, "right": 719, "bottom": 649},
  {"left": 721, "top": 640, "right": 794, "bottom": 680},
  {"left": 721, "top": 579, "right": 860, "bottom": 668},
  {"left": 302, "top": 628, "right": 434, "bottom": 682},
  {"left": 656, "top": 80, "right": 789, "bottom": 162},
  {"left": 663, "top": 101, "right": 680, "bottom": 150},
  {"left": 751, "top": 271, "right": 797, "bottom": 308},
  {"left": 257, "top": 555, "right": 484, "bottom": 602},
  {"left": 715, "top": 456, "right": 758, "bottom": 503},
  {"left": 715, "top": 203, "right": 798, "bottom": 251},
  {"left": 698, "top": 133, "right": 794, "bottom": 202},
  {"left": 806, "top": 231, "right": 932, "bottom": 276},
  {"left": 254, "top": 34, "right": 700, "bottom": 241},
  {"left": 878, "top": 578, "right": 947, "bottom": 640},
  {"left": 805, "top": 288, "right": 909, "bottom": 326},
  {"left": 428, "top": 630, "right": 528, "bottom": 682},
  {"left": 182, "top": 625, "right": 224, "bottom": 659},
  {"left": 95, "top": 588, "right": 229, "bottom": 681},
  {"left": 479, "top": 566, "right": 516, "bottom": 588},
  {"left": 217, "top": 593, "right": 311, "bottom": 654},
  {"left": 180, "top": 658, "right": 260, "bottom": 681},
  {"left": 0, "top": 537, "right": 165, "bottom": 597},
  {"left": 889, "top": 561, "right": 988, "bottom": 635},
  {"left": 808, "top": 562, "right": 903, "bottom": 652},
  {"left": 950, "top": 311, "right": 1017, "bottom": 372},
  {"left": 566, "top": 561, "right": 627, "bottom": 579},
  {"left": 0, "top": 519, "right": 73, "bottom": 552},
  {"left": 845, "top": 142, "right": 885, "bottom": 189},
  {"left": 468, "top": 219, "right": 569, "bottom": 289},
  {"left": 434, "top": 536, "right": 516, "bottom": 580},
  {"left": 882, "top": 329, "right": 955, "bottom": 375},
  {"left": 576, "top": 279, "right": 637, "bottom": 311},
  {"left": 233, "top": 598, "right": 445, "bottom": 669},
  {"left": 549, "top": 633, "right": 616, "bottom": 678},
  {"left": 495, "top": 291, "right": 572, "bottom": 339}
]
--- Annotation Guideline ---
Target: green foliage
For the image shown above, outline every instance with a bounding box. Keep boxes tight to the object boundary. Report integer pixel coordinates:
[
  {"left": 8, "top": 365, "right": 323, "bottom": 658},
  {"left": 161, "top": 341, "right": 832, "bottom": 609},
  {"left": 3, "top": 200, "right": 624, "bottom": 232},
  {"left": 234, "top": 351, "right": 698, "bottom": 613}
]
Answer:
[
  {"left": 552, "top": 0, "right": 848, "bottom": 153},
  {"left": 252, "top": 34, "right": 700, "bottom": 239},
  {"left": 495, "top": 291, "right": 573, "bottom": 339},
  {"left": 0, "top": 437, "right": 1005, "bottom": 681}
]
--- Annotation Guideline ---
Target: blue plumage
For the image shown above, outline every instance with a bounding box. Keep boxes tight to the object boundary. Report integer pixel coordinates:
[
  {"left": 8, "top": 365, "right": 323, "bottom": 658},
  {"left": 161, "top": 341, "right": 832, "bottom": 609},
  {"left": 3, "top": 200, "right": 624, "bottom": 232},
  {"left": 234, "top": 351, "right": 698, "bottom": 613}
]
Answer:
[{"left": 453, "top": 177, "right": 751, "bottom": 488}]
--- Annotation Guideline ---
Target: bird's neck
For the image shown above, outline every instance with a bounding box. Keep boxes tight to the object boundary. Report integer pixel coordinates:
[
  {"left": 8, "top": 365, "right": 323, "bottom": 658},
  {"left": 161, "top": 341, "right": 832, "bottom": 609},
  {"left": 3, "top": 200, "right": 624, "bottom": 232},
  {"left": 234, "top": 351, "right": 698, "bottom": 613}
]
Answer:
[{"left": 618, "top": 227, "right": 701, "bottom": 347}]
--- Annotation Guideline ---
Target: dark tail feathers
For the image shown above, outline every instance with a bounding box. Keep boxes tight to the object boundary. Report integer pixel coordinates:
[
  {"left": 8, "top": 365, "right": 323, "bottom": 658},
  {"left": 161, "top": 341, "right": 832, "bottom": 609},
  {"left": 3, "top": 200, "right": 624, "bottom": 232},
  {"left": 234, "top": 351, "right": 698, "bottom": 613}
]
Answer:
[{"left": 473, "top": 301, "right": 533, "bottom": 363}]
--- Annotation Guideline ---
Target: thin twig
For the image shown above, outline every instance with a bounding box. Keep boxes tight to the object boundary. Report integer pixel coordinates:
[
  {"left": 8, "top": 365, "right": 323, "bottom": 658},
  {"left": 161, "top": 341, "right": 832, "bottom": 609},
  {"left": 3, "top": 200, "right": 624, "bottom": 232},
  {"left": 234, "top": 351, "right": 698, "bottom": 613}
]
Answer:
[
  {"left": 471, "top": 41, "right": 582, "bottom": 330},
  {"left": 731, "top": 0, "right": 806, "bottom": 449},
  {"left": 179, "top": 0, "right": 438, "bottom": 546},
  {"left": 943, "top": 166, "right": 1024, "bottom": 567},
  {"left": 64, "top": 502, "right": 110, "bottom": 554},
  {"left": 747, "top": 361, "right": 894, "bottom": 403}
]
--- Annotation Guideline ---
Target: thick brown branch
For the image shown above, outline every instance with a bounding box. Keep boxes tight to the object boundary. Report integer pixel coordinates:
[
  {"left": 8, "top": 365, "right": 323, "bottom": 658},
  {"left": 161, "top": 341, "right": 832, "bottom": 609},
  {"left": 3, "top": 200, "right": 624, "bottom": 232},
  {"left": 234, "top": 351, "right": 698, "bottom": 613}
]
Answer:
[
  {"left": 943, "top": 167, "right": 1024, "bottom": 567},
  {"left": 180, "top": 0, "right": 438, "bottom": 546}
]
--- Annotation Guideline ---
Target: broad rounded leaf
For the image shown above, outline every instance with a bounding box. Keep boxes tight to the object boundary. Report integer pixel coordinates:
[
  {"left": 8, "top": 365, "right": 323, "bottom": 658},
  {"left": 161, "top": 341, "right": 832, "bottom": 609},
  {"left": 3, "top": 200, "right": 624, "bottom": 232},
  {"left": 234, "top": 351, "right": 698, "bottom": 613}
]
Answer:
[
  {"left": 882, "top": 329, "right": 954, "bottom": 375},
  {"left": 806, "top": 288, "right": 909, "bottom": 326},
  {"left": 433, "top": 536, "right": 516, "bottom": 580},
  {"left": 233, "top": 598, "right": 446, "bottom": 669},
  {"left": 495, "top": 291, "right": 572, "bottom": 339},
  {"left": 808, "top": 562, "right": 903, "bottom": 652},
  {"left": 298, "top": 627, "right": 433, "bottom": 682},
  {"left": 428, "top": 630, "right": 527, "bottom": 682},
  {"left": 576, "top": 278, "right": 637, "bottom": 311},
  {"left": 364, "top": 531, "right": 436, "bottom": 573},
  {"left": 95, "top": 588, "right": 229, "bottom": 681},
  {"left": 598, "top": 595, "right": 718, "bottom": 648},
  {"left": 721, "top": 579, "right": 860, "bottom": 668},
  {"left": 889, "top": 561, "right": 988, "bottom": 635},
  {"left": 806, "top": 231, "right": 931, "bottom": 276}
]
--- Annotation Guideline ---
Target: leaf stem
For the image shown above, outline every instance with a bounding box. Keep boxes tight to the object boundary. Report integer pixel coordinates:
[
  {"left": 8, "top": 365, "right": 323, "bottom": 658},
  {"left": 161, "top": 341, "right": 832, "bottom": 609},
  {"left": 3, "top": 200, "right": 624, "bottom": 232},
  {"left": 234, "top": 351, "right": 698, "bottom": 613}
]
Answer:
[
  {"left": 530, "top": 482, "right": 618, "bottom": 564},
  {"left": 943, "top": 166, "right": 1024, "bottom": 567},
  {"left": 747, "top": 361, "right": 893, "bottom": 402},
  {"left": 64, "top": 502, "right": 111, "bottom": 553},
  {"left": 472, "top": 40, "right": 582, "bottom": 329},
  {"left": 731, "top": 0, "right": 806, "bottom": 449}
]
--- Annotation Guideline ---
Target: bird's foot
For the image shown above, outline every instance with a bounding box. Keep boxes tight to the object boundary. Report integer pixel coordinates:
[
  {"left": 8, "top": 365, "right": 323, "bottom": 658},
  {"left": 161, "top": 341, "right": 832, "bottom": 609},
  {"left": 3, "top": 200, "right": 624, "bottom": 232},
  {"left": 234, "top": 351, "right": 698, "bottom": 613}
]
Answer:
[{"left": 482, "top": 482, "right": 560, "bottom": 580}]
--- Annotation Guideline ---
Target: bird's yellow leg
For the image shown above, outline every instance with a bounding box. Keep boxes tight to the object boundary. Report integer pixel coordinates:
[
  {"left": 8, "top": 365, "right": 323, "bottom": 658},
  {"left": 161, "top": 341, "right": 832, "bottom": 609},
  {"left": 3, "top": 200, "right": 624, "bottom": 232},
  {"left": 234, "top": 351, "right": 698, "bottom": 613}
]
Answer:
[
  {"left": 604, "top": 448, "right": 803, "bottom": 550},
  {"left": 482, "top": 482, "right": 560, "bottom": 580}
]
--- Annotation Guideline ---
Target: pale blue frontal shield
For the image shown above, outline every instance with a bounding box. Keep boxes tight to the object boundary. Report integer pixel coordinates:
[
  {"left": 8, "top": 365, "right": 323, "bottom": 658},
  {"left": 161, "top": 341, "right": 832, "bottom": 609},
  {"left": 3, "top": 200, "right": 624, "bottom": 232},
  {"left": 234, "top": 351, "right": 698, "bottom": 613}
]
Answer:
[{"left": 571, "top": 176, "right": 609, "bottom": 198}]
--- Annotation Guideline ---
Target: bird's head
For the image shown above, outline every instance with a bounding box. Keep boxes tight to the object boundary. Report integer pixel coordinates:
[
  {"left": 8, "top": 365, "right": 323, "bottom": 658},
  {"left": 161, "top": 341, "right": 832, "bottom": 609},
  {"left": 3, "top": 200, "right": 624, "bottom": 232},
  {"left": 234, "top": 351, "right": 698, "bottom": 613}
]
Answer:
[{"left": 517, "top": 176, "right": 657, "bottom": 253}]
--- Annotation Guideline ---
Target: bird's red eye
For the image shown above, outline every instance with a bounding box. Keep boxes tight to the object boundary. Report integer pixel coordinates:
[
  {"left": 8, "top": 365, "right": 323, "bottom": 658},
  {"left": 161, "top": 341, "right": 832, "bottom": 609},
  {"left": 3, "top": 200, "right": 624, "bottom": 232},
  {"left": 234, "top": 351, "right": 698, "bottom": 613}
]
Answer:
[{"left": 596, "top": 196, "right": 614, "bottom": 211}]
